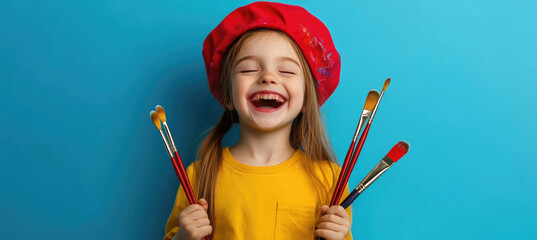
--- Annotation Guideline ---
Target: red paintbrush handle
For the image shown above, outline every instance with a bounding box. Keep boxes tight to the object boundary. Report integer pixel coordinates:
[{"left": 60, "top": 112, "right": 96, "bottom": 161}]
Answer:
[
  {"left": 173, "top": 151, "right": 197, "bottom": 204},
  {"left": 173, "top": 153, "right": 210, "bottom": 240},
  {"left": 330, "top": 141, "right": 356, "bottom": 206},
  {"left": 170, "top": 156, "right": 196, "bottom": 204},
  {"left": 334, "top": 123, "right": 371, "bottom": 204}
]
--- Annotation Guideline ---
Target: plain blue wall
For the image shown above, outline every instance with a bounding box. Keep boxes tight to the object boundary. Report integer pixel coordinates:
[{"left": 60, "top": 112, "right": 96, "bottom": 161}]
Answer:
[{"left": 1, "top": 0, "right": 536, "bottom": 239}]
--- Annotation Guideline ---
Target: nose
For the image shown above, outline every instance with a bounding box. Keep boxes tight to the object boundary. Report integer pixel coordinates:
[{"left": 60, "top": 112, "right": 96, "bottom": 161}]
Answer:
[{"left": 258, "top": 71, "right": 278, "bottom": 85}]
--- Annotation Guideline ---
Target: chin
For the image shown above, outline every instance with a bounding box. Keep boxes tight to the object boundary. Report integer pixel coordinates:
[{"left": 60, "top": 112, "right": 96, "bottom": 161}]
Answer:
[{"left": 246, "top": 118, "right": 293, "bottom": 133}]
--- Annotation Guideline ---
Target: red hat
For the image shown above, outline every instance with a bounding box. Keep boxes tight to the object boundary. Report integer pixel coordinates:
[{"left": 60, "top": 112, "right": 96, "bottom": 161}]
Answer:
[{"left": 203, "top": 1, "right": 340, "bottom": 106}]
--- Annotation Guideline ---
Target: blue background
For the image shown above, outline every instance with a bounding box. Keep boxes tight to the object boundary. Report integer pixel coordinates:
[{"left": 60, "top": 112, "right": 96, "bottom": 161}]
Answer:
[{"left": 1, "top": 0, "right": 536, "bottom": 239}]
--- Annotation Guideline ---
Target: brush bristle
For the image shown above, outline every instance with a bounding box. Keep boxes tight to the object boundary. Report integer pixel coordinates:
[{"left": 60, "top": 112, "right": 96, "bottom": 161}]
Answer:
[
  {"left": 156, "top": 105, "right": 166, "bottom": 122},
  {"left": 150, "top": 111, "right": 162, "bottom": 130},
  {"left": 363, "top": 90, "right": 380, "bottom": 111},
  {"left": 386, "top": 141, "right": 409, "bottom": 162},
  {"left": 382, "top": 78, "right": 391, "bottom": 91}
]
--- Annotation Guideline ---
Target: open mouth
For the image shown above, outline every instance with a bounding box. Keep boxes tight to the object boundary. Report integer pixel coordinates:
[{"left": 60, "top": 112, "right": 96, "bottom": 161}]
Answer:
[{"left": 248, "top": 92, "right": 287, "bottom": 110}]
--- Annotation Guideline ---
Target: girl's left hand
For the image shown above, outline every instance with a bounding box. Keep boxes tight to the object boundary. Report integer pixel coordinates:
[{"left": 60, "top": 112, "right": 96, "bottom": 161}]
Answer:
[{"left": 314, "top": 205, "right": 351, "bottom": 240}]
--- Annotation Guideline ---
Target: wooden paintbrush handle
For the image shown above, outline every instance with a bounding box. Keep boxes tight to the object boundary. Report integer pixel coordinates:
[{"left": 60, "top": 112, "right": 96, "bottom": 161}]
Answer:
[
  {"left": 340, "top": 189, "right": 359, "bottom": 209},
  {"left": 334, "top": 124, "right": 370, "bottom": 204},
  {"left": 170, "top": 156, "right": 196, "bottom": 204},
  {"left": 172, "top": 153, "right": 210, "bottom": 240},
  {"left": 173, "top": 151, "right": 197, "bottom": 204},
  {"left": 330, "top": 140, "right": 356, "bottom": 206}
]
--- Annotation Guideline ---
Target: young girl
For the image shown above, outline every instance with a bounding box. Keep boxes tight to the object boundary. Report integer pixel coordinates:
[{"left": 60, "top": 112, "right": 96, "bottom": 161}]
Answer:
[{"left": 164, "top": 2, "right": 352, "bottom": 240}]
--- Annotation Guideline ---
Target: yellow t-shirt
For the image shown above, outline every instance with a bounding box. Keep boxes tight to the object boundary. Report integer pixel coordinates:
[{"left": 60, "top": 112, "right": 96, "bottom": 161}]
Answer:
[{"left": 164, "top": 147, "right": 353, "bottom": 240}]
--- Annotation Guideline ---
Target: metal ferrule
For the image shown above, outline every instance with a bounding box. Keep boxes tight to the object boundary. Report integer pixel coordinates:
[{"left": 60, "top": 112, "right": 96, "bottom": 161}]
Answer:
[
  {"left": 368, "top": 91, "right": 385, "bottom": 124},
  {"left": 352, "top": 110, "right": 371, "bottom": 142},
  {"left": 162, "top": 122, "right": 178, "bottom": 152},
  {"left": 356, "top": 156, "right": 394, "bottom": 193},
  {"left": 159, "top": 130, "right": 173, "bottom": 158}
]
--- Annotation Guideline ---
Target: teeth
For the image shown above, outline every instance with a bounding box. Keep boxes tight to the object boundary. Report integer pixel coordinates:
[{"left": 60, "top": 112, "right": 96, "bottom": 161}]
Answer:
[{"left": 251, "top": 93, "right": 285, "bottom": 103}]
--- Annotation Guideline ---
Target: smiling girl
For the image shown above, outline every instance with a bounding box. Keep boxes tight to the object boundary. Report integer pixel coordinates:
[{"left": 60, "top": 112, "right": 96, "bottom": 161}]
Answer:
[{"left": 164, "top": 2, "right": 352, "bottom": 240}]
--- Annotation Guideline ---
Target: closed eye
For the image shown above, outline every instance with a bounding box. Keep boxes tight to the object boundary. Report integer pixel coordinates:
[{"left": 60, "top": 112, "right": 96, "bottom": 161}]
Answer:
[
  {"left": 280, "top": 71, "right": 296, "bottom": 75},
  {"left": 240, "top": 70, "right": 258, "bottom": 73}
]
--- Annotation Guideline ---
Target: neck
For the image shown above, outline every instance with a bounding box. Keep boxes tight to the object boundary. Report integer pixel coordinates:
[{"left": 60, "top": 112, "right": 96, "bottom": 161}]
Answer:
[{"left": 229, "top": 123, "right": 296, "bottom": 167}]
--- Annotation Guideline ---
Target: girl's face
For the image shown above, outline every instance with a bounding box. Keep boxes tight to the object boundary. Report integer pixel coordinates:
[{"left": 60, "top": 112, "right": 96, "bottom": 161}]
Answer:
[{"left": 231, "top": 31, "right": 305, "bottom": 132}]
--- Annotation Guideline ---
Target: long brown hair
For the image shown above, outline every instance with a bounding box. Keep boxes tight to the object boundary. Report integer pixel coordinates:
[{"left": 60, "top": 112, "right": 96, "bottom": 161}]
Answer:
[{"left": 194, "top": 29, "right": 337, "bottom": 230}]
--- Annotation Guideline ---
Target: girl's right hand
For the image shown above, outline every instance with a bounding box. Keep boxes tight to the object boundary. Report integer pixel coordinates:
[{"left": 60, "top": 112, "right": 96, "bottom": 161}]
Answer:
[{"left": 174, "top": 198, "right": 212, "bottom": 240}]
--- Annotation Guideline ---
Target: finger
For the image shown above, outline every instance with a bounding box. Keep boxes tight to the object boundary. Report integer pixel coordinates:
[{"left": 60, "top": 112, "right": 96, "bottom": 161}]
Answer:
[
  {"left": 187, "top": 208, "right": 209, "bottom": 221},
  {"left": 195, "top": 225, "right": 213, "bottom": 238},
  {"left": 320, "top": 205, "right": 329, "bottom": 215},
  {"left": 179, "top": 206, "right": 207, "bottom": 226},
  {"left": 318, "top": 221, "right": 347, "bottom": 233},
  {"left": 199, "top": 198, "right": 209, "bottom": 211},
  {"left": 191, "top": 217, "right": 211, "bottom": 228},
  {"left": 317, "top": 205, "right": 331, "bottom": 226},
  {"left": 326, "top": 205, "right": 349, "bottom": 219},
  {"left": 180, "top": 203, "right": 205, "bottom": 216},
  {"left": 314, "top": 228, "right": 340, "bottom": 239},
  {"left": 320, "top": 214, "right": 346, "bottom": 226}
]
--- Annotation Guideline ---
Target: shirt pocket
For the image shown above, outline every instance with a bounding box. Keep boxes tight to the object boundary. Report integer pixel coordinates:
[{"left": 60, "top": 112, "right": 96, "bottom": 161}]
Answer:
[{"left": 273, "top": 201, "right": 316, "bottom": 240}]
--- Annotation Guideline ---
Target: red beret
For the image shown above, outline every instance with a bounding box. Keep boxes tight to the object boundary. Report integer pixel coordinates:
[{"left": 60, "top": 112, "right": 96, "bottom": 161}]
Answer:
[{"left": 202, "top": 1, "right": 340, "bottom": 106}]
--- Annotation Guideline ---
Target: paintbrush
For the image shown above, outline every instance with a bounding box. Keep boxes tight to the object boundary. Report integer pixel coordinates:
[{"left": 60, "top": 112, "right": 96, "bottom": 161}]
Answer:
[
  {"left": 330, "top": 90, "right": 380, "bottom": 206},
  {"left": 340, "top": 141, "right": 409, "bottom": 208},
  {"left": 150, "top": 110, "right": 196, "bottom": 204},
  {"left": 151, "top": 110, "right": 210, "bottom": 240},
  {"left": 155, "top": 105, "right": 197, "bottom": 205},
  {"left": 332, "top": 78, "right": 391, "bottom": 205}
]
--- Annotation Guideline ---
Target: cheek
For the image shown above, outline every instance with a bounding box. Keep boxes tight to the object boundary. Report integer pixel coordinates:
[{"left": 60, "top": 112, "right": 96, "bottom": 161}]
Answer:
[
  {"left": 290, "top": 80, "right": 306, "bottom": 107},
  {"left": 231, "top": 77, "right": 248, "bottom": 104}
]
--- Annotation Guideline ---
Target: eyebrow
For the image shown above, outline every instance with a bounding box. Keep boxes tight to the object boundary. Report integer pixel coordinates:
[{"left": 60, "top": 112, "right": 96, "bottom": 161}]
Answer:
[
  {"left": 235, "top": 56, "right": 259, "bottom": 66},
  {"left": 235, "top": 56, "right": 301, "bottom": 67},
  {"left": 278, "top": 56, "right": 301, "bottom": 67}
]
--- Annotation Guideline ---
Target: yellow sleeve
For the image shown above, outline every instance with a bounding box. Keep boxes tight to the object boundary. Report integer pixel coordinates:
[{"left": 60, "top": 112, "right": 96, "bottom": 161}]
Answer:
[{"left": 163, "top": 164, "right": 196, "bottom": 240}]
